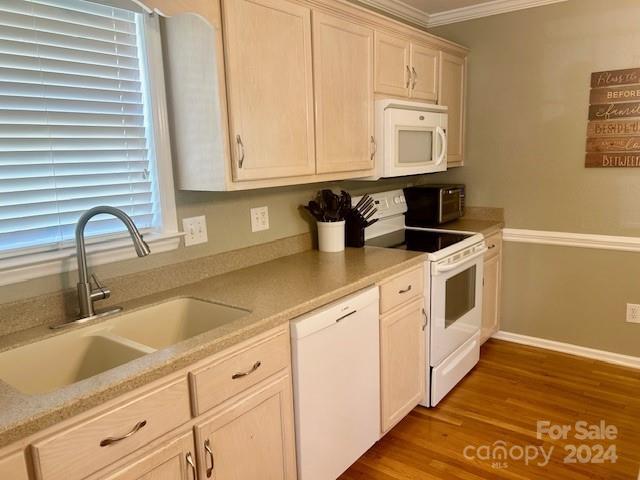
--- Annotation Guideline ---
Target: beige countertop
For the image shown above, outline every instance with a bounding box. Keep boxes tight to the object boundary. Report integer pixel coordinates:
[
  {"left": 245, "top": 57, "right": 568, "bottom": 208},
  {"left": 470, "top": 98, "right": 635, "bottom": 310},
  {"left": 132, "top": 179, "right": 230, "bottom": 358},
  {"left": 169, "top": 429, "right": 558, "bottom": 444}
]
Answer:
[{"left": 0, "top": 246, "right": 425, "bottom": 448}]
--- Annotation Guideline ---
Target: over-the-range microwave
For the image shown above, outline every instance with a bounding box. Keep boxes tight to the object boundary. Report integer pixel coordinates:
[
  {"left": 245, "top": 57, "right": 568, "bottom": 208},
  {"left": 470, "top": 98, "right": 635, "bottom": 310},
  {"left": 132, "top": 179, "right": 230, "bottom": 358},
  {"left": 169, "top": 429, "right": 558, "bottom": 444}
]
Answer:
[{"left": 363, "top": 99, "right": 448, "bottom": 180}]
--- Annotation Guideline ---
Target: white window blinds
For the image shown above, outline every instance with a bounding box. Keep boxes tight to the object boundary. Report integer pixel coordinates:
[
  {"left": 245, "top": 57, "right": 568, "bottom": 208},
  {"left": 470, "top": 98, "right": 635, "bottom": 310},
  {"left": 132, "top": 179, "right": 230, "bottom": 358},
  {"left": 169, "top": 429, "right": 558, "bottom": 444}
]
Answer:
[{"left": 0, "top": 0, "right": 157, "bottom": 253}]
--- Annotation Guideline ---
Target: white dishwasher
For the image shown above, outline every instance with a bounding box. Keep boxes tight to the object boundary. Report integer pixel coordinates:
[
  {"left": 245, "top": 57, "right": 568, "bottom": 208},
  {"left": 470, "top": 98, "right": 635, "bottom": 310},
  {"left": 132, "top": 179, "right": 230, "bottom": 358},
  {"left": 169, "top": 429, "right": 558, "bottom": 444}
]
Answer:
[{"left": 290, "top": 286, "right": 380, "bottom": 480}]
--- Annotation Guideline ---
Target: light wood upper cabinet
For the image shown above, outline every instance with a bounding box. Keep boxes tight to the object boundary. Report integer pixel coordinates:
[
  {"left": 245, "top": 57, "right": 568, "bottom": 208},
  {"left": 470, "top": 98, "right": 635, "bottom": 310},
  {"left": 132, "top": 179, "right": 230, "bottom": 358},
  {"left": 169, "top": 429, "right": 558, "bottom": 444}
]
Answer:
[
  {"left": 194, "top": 372, "right": 296, "bottom": 480},
  {"left": 410, "top": 43, "right": 439, "bottom": 102},
  {"left": 439, "top": 51, "right": 467, "bottom": 167},
  {"left": 222, "top": 0, "right": 316, "bottom": 181},
  {"left": 99, "top": 432, "right": 196, "bottom": 480},
  {"left": 313, "top": 12, "right": 375, "bottom": 174},
  {"left": 481, "top": 232, "right": 502, "bottom": 343},
  {"left": 374, "top": 32, "right": 410, "bottom": 97},
  {"left": 374, "top": 34, "right": 439, "bottom": 102}
]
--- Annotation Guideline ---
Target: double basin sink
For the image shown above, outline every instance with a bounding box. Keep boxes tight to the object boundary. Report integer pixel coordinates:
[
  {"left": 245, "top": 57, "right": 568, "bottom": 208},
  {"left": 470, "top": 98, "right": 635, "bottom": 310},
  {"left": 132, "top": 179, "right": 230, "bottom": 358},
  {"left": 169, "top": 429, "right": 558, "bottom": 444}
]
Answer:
[{"left": 0, "top": 298, "right": 249, "bottom": 395}]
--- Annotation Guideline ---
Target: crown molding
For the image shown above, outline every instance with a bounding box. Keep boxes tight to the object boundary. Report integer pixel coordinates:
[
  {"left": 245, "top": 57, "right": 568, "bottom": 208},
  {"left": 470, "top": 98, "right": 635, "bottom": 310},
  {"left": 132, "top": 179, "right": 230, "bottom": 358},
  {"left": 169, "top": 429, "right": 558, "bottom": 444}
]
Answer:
[
  {"left": 356, "top": 0, "right": 567, "bottom": 29},
  {"left": 428, "top": 0, "right": 567, "bottom": 27},
  {"left": 355, "top": 0, "right": 430, "bottom": 28}
]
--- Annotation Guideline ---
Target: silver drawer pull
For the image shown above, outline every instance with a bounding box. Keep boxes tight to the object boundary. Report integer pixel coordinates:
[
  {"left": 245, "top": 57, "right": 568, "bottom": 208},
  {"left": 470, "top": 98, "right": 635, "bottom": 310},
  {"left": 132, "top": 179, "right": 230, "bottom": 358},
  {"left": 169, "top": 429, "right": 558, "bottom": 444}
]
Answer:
[
  {"left": 205, "top": 439, "right": 215, "bottom": 478},
  {"left": 232, "top": 361, "right": 262, "bottom": 380},
  {"left": 488, "top": 244, "right": 496, "bottom": 250},
  {"left": 398, "top": 285, "right": 412, "bottom": 294},
  {"left": 186, "top": 452, "right": 197, "bottom": 480},
  {"left": 422, "top": 308, "right": 429, "bottom": 331},
  {"left": 99, "top": 420, "right": 147, "bottom": 447}
]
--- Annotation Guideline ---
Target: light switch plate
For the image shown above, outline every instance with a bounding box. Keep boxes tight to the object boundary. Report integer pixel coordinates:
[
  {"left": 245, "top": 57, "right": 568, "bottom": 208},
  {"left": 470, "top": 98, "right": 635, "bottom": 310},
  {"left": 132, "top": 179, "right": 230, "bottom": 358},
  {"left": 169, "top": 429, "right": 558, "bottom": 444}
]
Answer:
[
  {"left": 251, "top": 206, "right": 269, "bottom": 232},
  {"left": 182, "top": 215, "right": 208, "bottom": 246}
]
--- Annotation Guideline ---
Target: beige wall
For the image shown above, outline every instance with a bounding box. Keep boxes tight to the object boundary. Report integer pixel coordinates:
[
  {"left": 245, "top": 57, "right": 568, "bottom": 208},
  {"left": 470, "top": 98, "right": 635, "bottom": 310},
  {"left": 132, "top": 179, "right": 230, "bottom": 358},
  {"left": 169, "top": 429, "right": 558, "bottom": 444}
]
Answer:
[{"left": 430, "top": 0, "right": 640, "bottom": 356}]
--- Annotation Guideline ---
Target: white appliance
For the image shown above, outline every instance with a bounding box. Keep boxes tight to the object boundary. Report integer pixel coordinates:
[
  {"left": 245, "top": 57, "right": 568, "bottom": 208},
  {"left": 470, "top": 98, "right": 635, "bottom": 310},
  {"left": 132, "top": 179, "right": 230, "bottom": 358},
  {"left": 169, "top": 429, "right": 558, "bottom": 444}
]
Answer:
[
  {"left": 361, "top": 190, "right": 485, "bottom": 406},
  {"left": 290, "top": 287, "right": 380, "bottom": 480},
  {"left": 367, "top": 99, "right": 448, "bottom": 180}
]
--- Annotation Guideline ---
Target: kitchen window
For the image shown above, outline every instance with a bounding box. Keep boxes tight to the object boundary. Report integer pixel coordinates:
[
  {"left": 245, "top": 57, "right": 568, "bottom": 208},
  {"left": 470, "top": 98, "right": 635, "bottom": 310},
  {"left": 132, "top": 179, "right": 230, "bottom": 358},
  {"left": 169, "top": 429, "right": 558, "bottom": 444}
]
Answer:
[{"left": 0, "top": 0, "right": 180, "bottom": 285}]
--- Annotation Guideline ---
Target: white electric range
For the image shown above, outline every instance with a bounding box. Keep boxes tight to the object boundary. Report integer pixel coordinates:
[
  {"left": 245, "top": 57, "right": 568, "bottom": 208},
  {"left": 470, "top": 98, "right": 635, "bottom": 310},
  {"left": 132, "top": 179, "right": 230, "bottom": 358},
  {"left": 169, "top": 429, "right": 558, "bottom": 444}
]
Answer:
[{"left": 360, "top": 189, "right": 486, "bottom": 406}]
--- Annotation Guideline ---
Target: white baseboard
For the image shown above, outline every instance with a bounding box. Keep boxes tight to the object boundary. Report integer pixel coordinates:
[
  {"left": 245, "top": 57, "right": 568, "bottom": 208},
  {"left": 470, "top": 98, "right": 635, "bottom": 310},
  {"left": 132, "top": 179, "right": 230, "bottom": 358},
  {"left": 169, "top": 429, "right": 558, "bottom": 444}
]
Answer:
[{"left": 492, "top": 331, "right": 640, "bottom": 369}]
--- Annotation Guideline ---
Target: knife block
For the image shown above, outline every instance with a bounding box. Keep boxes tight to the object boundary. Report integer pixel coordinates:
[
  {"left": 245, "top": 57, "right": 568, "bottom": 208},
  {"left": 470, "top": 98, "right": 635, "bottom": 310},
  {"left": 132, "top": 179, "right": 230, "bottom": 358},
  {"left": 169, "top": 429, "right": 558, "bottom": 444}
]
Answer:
[{"left": 345, "top": 215, "right": 365, "bottom": 248}]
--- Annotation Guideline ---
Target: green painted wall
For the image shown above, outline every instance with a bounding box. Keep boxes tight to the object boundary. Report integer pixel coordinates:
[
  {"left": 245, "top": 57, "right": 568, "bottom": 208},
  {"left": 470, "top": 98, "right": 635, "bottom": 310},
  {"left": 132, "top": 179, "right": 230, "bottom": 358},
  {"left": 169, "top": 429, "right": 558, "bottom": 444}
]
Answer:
[{"left": 429, "top": 0, "right": 640, "bottom": 356}]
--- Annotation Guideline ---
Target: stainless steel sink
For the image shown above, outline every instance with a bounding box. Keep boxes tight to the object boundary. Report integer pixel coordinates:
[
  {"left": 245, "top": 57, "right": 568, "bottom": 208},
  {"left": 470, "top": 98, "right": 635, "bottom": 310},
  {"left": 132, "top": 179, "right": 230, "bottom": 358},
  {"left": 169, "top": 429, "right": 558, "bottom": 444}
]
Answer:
[
  {"left": 0, "top": 333, "right": 149, "bottom": 395},
  {"left": 0, "top": 298, "right": 249, "bottom": 394},
  {"left": 108, "top": 298, "right": 249, "bottom": 349}
]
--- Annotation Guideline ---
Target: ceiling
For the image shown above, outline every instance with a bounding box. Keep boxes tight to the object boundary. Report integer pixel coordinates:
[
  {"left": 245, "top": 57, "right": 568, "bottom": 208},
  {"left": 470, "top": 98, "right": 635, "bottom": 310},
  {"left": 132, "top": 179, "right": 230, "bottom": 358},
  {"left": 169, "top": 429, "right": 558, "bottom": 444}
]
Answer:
[
  {"left": 356, "top": 0, "right": 568, "bottom": 28},
  {"left": 401, "top": 0, "right": 494, "bottom": 14}
]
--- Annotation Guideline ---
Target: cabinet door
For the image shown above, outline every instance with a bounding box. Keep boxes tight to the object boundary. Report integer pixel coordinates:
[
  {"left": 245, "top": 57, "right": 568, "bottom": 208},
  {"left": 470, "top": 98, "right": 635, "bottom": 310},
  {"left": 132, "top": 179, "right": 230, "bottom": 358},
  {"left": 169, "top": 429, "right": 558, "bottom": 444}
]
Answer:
[
  {"left": 0, "top": 451, "right": 29, "bottom": 480},
  {"left": 222, "top": 0, "right": 316, "bottom": 180},
  {"left": 194, "top": 373, "right": 296, "bottom": 480},
  {"left": 374, "top": 31, "right": 410, "bottom": 97},
  {"left": 410, "top": 43, "right": 439, "bottom": 102},
  {"left": 100, "top": 432, "right": 196, "bottom": 480},
  {"left": 380, "top": 298, "right": 426, "bottom": 433},
  {"left": 438, "top": 52, "right": 466, "bottom": 167},
  {"left": 481, "top": 254, "right": 501, "bottom": 344},
  {"left": 313, "top": 12, "right": 375, "bottom": 174}
]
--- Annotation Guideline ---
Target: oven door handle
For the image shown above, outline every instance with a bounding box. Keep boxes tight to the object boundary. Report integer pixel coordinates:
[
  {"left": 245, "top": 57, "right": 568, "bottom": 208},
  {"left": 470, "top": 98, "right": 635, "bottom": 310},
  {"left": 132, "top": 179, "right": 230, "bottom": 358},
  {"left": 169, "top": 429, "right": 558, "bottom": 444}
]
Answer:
[
  {"left": 434, "top": 126, "right": 447, "bottom": 166},
  {"left": 433, "top": 247, "right": 487, "bottom": 275}
]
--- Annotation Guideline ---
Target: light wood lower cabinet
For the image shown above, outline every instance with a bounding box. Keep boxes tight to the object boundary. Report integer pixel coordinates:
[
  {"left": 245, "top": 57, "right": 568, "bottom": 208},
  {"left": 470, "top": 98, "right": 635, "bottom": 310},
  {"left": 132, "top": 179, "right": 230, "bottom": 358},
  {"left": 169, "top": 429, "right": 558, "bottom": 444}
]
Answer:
[
  {"left": 193, "top": 372, "right": 296, "bottom": 480},
  {"left": 98, "top": 432, "right": 196, "bottom": 480},
  {"left": 222, "top": 0, "right": 316, "bottom": 181},
  {"left": 438, "top": 51, "right": 467, "bottom": 167},
  {"left": 0, "top": 450, "right": 29, "bottom": 480},
  {"left": 378, "top": 266, "right": 427, "bottom": 435},
  {"left": 313, "top": 11, "right": 375, "bottom": 174},
  {"left": 481, "top": 232, "right": 503, "bottom": 343}
]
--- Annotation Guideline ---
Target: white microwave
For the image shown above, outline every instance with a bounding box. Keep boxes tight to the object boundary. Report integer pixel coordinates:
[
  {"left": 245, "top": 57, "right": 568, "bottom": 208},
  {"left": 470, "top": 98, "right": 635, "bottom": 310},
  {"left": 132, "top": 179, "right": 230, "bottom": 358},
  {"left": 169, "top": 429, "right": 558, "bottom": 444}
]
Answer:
[{"left": 367, "top": 99, "right": 448, "bottom": 179}]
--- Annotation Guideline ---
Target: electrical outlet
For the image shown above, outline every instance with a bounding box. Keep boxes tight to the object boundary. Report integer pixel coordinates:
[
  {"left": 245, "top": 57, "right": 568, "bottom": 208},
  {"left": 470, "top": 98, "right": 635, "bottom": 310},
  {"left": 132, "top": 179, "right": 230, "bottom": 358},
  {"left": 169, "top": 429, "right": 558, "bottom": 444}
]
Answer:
[
  {"left": 626, "top": 303, "right": 640, "bottom": 323},
  {"left": 182, "top": 215, "right": 208, "bottom": 246},
  {"left": 251, "top": 206, "right": 269, "bottom": 232}
]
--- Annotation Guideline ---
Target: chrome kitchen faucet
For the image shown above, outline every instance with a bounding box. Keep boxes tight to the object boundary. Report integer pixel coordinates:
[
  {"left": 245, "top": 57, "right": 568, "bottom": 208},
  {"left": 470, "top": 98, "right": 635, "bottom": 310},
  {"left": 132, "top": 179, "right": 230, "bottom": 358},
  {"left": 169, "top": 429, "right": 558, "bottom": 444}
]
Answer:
[{"left": 53, "top": 206, "right": 150, "bottom": 329}]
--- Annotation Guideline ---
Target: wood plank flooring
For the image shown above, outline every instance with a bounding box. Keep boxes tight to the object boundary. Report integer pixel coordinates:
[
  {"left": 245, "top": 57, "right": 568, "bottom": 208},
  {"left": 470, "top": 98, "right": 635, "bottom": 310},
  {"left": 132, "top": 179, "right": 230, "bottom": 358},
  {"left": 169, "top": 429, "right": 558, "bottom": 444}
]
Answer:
[{"left": 340, "top": 339, "right": 640, "bottom": 480}]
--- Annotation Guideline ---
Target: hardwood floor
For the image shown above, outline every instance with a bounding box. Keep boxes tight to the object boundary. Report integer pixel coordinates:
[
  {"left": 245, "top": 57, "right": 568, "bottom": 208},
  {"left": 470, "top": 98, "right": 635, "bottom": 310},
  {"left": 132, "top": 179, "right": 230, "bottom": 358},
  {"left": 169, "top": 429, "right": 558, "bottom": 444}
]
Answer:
[{"left": 340, "top": 339, "right": 640, "bottom": 480}]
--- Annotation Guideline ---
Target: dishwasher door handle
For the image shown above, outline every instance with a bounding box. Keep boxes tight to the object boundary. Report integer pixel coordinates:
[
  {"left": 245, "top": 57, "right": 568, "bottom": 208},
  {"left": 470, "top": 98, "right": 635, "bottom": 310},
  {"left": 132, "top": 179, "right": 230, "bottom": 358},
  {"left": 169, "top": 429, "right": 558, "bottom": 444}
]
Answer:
[{"left": 335, "top": 310, "right": 356, "bottom": 323}]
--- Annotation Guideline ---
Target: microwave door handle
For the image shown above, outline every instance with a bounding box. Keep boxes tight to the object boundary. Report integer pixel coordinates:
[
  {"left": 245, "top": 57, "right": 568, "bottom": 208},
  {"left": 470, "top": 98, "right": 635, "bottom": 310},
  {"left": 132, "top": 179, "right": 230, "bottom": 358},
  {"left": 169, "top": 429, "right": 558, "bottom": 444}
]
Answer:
[
  {"left": 434, "top": 247, "right": 487, "bottom": 275},
  {"left": 434, "top": 126, "right": 447, "bottom": 166}
]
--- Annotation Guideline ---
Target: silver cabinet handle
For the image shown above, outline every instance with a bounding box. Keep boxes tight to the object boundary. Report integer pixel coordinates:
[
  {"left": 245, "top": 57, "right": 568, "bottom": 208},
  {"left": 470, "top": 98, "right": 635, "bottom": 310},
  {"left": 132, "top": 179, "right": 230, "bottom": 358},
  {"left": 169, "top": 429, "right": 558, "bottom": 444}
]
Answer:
[
  {"left": 422, "top": 308, "right": 428, "bottom": 331},
  {"left": 398, "top": 285, "right": 412, "bottom": 294},
  {"left": 232, "top": 360, "right": 262, "bottom": 380},
  {"left": 411, "top": 67, "right": 417, "bottom": 89},
  {"left": 236, "top": 134, "right": 245, "bottom": 168},
  {"left": 99, "top": 420, "right": 147, "bottom": 447},
  {"left": 204, "top": 439, "right": 215, "bottom": 478},
  {"left": 186, "top": 452, "right": 197, "bottom": 480},
  {"left": 405, "top": 65, "right": 411, "bottom": 88},
  {"left": 370, "top": 136, "right": 377, "bottom": 160},
  {"left": 488, "top": 244, "right": 496, "bottom": 250}
]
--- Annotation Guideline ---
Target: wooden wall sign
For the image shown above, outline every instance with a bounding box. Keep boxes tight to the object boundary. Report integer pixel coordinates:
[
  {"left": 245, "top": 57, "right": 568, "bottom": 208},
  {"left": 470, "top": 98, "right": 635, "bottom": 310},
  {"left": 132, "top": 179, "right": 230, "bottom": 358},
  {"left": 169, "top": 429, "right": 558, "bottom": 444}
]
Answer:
[{"left": 586, "top": 68, "right": 640, "bottom": 167}]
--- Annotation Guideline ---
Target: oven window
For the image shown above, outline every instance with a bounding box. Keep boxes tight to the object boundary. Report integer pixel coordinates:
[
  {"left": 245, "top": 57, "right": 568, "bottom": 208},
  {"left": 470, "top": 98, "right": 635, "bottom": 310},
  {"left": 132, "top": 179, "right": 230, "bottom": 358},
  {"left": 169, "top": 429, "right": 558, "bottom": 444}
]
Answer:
[
  {"left": 445, "top": 265, "right": 476, "bottom": 328},
  {"left": 397, "top": 129, "right": 433, "bottom": 164}
]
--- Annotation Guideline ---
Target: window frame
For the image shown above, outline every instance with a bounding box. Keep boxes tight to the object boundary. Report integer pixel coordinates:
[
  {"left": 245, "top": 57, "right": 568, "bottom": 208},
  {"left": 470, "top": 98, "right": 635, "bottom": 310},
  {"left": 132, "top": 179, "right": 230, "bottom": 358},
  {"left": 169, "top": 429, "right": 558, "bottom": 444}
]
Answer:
[{"left": 0, "top": 9, "right": 181, "bottom": 287}]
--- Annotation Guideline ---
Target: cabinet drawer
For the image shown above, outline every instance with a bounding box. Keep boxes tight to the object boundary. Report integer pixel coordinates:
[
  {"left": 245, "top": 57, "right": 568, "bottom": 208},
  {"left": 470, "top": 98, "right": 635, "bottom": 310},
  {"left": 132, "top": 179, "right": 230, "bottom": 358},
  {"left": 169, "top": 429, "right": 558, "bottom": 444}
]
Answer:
[
  {"left": 484, "top": 231, "right": 502, "bottom": 261},
  {"left": 32, "top": 378, "right": 191, "bottom": 480},
  {"left": 190, "top": 330, "right": 290, "bottom": 416},
  {"left": 379, "top": 266, "right": 424, "bottom": 314}
]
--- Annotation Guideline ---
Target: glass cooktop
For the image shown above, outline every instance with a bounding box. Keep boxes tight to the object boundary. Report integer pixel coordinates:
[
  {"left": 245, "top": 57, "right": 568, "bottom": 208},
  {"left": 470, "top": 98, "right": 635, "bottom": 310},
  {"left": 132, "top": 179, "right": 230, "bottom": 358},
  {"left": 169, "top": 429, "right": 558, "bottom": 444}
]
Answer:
[{"left": 365, "top": 228, "right": 473, "bottom": 253}]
